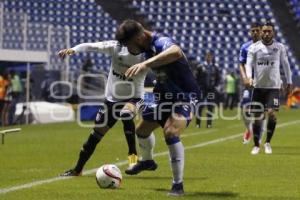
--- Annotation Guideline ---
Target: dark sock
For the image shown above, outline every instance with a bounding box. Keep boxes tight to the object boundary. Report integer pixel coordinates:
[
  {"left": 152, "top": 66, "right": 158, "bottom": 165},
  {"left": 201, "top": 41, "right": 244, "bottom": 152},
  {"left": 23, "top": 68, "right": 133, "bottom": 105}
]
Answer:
[
  {"left": 253, "top": 123, "right": 261, "bottom": 147},
  {"left": 266, "top": 118, "right": 276, "bottom": 143},
  {"left": 74, "top": 132, "right": 102, "bottom": 173},
  {"left": 196, "top": 104, "right": 203, "bottom": 126},
  {"left": 196, "top": 117, "right": 201, "bottom": 126},
  {"left": 122, "top": 119, "right": 137, "bottom": 155},
  {"left": 207, "top": 105, "right": 214, "bottom": 127}
]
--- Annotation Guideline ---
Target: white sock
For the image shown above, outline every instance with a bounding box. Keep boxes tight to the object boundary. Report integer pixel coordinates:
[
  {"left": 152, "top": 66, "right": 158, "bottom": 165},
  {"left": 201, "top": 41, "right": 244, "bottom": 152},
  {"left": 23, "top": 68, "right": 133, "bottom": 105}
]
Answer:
[
  {"left": 168, "top": 141, "right": 184, "bottom": 184},
  {"left": 260, "top": 118, "right": 267, "bottom": 137},
  {"left": 138, "top": 133, "right": 155, "bottom": 161}
]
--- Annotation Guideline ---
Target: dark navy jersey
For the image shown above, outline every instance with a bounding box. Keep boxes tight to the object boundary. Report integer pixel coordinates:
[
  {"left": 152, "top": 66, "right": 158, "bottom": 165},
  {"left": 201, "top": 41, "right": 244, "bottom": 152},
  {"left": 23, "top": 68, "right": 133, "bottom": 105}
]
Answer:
[
  {"left": 145, "top": 32, "right": 200, "bottom": 102},
  {"left": 239, "top": 40, "right": 253, "bottom": 64}
]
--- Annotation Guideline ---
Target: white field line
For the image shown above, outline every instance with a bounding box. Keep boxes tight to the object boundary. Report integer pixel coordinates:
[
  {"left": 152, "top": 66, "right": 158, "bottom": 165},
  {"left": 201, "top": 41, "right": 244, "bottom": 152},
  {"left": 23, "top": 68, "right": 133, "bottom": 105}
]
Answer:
[{"left": 0, "top": 119, "right": 299, "bottom": 195}]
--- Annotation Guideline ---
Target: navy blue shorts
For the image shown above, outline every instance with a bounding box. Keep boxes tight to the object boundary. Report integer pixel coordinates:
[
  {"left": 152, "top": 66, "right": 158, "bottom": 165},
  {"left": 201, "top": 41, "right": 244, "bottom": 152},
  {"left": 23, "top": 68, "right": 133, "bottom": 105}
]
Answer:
[
  {"left": 141, "top": 101, "right": 193, "bottom": 128},
  {"left": 95, "top": 98, "right": 143, "bottom": 128}
]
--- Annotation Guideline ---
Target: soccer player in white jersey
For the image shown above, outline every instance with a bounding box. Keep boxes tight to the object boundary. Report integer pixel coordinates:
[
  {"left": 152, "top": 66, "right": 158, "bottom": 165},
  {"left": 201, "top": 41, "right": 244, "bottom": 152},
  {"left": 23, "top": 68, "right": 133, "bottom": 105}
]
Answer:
[
  {"left": 245, "top": 22, "right": 293, "bottom": 155},
  {"left": 239, "top": 23, "right": 266, "bottom": 144},
  {"left": 58, "top": 40, "right": 148, "bottom": 176}
]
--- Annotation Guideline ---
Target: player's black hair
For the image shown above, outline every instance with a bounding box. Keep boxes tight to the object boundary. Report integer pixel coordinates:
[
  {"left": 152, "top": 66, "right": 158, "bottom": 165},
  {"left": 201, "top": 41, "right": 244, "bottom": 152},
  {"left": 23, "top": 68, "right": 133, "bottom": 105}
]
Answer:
[
  {"left": 250, "top": 22, "right": 262, "bottom": 28},
  {"left": 262, "top": 21, "right": 275, "bottom": 29},
  {"left": 115, "top": 19, "right": 144, "bottom": 45}
]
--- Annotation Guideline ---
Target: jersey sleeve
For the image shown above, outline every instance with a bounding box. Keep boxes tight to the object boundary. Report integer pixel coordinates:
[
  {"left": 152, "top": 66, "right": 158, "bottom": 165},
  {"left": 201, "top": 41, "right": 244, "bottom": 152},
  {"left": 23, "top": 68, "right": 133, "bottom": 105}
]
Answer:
[
  {"left": 280, "top": 44, "right": 292, "bottom": 84},
  {"left": 239, "top": 45, "right": 247, "bottom": 64},
  {"left": 153, "top": 36, "right": 176, "bottom": 53},
  {"left": 72, "top": 40, "right": 117, "bottom": 55},
  {"left": 245, "top": 45, "right": 255, "bottom": 79}
]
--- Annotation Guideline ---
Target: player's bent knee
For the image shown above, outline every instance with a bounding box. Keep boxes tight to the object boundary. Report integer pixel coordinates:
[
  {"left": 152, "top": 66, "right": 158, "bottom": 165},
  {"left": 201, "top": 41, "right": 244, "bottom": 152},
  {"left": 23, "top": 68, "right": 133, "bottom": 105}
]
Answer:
[
  {"left": 135, "top": 120, "right": 156, "bottom": 138},
  {"left": 120, "top": 109, "right": 135, "bottom": 120},
  {"left": 163, "top": 126, "right": 180, "bottom": 138},
  {"left": 136, "top": 126, "right": 151, "bottom": 138},
  {"left": 267, "top": 110, "right": 276, "bottom": 116}
]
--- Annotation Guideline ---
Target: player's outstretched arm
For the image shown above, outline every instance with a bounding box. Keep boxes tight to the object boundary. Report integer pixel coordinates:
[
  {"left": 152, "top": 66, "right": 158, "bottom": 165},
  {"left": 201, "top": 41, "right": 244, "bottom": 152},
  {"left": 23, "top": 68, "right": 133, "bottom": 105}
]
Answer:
[
  {"left": 72, "top": 41, "right": 116, "bottom": 54},
  {"left": 125, "top": 45, "right": 182, "bottom": 77},
  {"left": 58, "top": 41, "right": 117, "bottom": 59}
]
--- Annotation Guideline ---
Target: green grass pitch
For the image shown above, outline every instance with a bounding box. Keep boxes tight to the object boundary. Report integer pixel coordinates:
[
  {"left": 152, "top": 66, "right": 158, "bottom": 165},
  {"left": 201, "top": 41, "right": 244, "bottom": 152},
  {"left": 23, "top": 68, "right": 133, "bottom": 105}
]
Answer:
[{"left": 1, "top": 108, "right": 300, "bottom": 200}]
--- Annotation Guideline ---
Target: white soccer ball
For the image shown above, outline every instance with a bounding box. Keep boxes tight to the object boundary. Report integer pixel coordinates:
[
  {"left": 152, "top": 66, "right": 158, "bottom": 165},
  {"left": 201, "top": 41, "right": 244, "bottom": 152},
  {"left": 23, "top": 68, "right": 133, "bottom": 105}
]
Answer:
[{"left": 95, "top": 164, "right": 122, "bottom": 189}]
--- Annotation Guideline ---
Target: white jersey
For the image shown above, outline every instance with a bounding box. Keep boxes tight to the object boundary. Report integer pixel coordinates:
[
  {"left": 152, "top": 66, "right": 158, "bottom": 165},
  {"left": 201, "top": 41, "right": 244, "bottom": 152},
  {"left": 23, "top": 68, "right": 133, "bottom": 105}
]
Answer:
[
  {"left": 245, "top": 40, "right": 292, "bottom": 88},
  {"left": 72, "top": 40, "right": 147, "bottom": 102}
]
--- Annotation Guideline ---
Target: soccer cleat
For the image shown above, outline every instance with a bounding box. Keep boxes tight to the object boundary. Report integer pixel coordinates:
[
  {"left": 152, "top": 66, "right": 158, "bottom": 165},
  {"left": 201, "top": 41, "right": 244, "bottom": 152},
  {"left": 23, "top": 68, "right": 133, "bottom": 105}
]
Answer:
[
  {"left": 251, "top": 146, "right": 260, "bottom": 155},
  {"left": 196, "top": 124, "right": 200, "bottom": 128},
  {"left": 242, "top": 130, "right": 252, "bottom": 144},
  {"left": 60, "top": 169, "right": 82, "bottom": 177},
  {"left": 206, "top": 124, "right": 212, "bottom": 128},
  {"left": 126, "top": 154, "right": 138, "bottom": 171},
  {"left": 264, "top": 143, "right": 272, "bottom": 154},
  {"left": 125, "top": 160, "right": 158, "bottom": 175},
  {"left": 167, "top": 182, "right": 184, "bottom": 197}
]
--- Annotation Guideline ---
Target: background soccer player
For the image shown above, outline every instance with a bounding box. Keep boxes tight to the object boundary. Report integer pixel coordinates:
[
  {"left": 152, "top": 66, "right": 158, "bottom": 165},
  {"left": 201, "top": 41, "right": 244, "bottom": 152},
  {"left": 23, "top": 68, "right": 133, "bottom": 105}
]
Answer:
[
  {"left": 195, "top": 52, "right": 220, "bottom": 128},
  {"left": 115, "top": 20, "right": 201, "bottom": 196},
  {"left": 245, "top": 21, "right": 293, "bottom": 155},
  {"left": 58, "top": 40, "right": 147, "bottom": 175},
  {"left": 239, "top": 22, "right": 265, "bottom": 144}
]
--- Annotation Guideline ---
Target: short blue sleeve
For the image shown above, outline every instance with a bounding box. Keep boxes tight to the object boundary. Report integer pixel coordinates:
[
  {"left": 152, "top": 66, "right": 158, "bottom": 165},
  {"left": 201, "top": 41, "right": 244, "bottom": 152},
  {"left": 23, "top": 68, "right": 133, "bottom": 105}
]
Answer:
[
  {"left": 239, "top": 46, "right": 247, "bottom": 64},
  {"left": 153, "top": 37, "right": 176, "bottom": 53}
]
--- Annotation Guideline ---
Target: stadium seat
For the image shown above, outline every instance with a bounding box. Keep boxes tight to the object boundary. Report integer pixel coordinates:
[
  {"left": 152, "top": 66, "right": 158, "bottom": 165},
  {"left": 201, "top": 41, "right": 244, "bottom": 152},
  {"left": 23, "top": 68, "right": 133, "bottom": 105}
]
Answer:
[
  {"left": 288, "top": 0, "right": 300, "bottom": 27},
  {"left": 1, "top": 0, "right": 117, "bottom": 72},
  {"left": 131, "top": 0, "right": 299, "bottom": 72},
  {"left": 0, "top": 0, "right": 299, "bottom": 75}
]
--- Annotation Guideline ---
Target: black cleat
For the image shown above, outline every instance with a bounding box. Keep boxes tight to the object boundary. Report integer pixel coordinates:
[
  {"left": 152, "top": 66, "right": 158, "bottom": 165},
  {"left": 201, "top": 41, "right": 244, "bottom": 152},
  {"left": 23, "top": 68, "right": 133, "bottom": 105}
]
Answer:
[
  {"left": 60, "top": 169, "right": 82, "bottom": 177},
  {"left": 167, "top": 182, "right": 184, "bottom": 197},
  {"left": 125, "top": 160, "right": 158, "bottom": 175}
]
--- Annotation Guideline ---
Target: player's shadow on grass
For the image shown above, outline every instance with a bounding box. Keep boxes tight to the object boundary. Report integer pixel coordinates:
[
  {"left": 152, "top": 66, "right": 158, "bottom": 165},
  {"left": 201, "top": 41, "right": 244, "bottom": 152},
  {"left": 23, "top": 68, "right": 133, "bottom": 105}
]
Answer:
[
  {"left": 185, "top": 191, "right": 239, "bottom": 198},
  {"left": 155, "top": 189, "right": 239, "bottom": 198}
]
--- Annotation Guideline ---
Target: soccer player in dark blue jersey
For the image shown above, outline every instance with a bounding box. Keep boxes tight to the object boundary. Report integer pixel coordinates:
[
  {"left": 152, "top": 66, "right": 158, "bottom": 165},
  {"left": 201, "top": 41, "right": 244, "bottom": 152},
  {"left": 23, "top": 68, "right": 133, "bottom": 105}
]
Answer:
[
  {"left": 239, "top": 22, "right": 263, "bottom": 144},
  {"left": 115, "top": 20, "right": 200, "bottom": 196}
]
